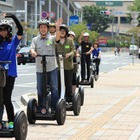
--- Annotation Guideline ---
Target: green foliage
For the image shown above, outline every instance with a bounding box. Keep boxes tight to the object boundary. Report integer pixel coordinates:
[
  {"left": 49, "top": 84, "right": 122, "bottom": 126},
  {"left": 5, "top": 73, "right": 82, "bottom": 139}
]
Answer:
[
  {"left": 69, "top": 22, "right": 99, "bottom": 43},
  {"left": 127, "top": 0, "right": 140, "bottom": 24},
  {"left": 107, "top": 40, "right": 115, "bottom": 47},
  {"left": 82, "top": 5, "right": 112, "bottom": 33}
]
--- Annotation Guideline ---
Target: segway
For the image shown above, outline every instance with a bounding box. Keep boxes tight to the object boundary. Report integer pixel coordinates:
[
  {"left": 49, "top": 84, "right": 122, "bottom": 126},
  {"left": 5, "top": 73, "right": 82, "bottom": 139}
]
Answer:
[
  {"left": 91, "top": 57, "right": 99, "bottom": 81},
  {"left": 75, "top": 61, "right": 84, "bottom": 106},
  {"left": 90, "top": 58, "right": 98, "bottom": 81},
  {"left": 0, "top": 61, "right": 28, "bottom": 140},
  {"left": 76, "top": 53, "right": 94, "bottom": 88},
  {"left": 58, "top": 53, "right": 82, "bottom": 116},
  {"left": 27, "top": 55, "right": 66, "bottom": 125}
]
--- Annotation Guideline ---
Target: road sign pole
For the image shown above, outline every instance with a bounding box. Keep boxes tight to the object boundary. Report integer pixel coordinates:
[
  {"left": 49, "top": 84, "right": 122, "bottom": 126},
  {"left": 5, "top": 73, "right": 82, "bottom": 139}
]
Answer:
[{"left": 131, "top": 11, "right": 139, "bottom": 65}]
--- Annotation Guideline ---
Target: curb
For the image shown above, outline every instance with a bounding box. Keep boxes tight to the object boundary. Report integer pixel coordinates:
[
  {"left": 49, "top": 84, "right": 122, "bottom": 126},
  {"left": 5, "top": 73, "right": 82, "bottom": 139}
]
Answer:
[{"left": 21, "top": 93, "right": 37, "bottom": 106}]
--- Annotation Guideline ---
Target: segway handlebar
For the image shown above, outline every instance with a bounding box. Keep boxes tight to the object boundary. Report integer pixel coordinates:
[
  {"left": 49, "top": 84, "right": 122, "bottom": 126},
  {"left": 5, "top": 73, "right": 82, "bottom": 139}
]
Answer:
[
  {"left": 0, "top": 61, "right": 11, "bottom": 65},
  {"left": 37, "top": 54, "right": 55, "bottom": 57}
]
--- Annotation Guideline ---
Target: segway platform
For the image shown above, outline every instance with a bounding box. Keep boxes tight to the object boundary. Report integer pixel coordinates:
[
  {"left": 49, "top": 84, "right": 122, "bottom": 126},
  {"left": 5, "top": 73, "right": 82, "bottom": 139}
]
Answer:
[{"left": 0, "top": 111, "right": 28, "bottom": 140}]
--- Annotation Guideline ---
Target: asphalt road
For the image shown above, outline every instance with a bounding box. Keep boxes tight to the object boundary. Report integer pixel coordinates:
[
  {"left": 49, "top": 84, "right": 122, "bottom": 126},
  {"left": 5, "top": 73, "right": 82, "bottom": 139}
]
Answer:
[{"left": 12, "top": 52, "right": 140, "bottom": 101}]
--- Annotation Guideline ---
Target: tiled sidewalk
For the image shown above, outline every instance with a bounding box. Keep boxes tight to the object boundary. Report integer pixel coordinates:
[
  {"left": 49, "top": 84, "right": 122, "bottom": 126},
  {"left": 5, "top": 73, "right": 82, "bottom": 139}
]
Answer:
[{"left": 4, "top": 63, "right": 140, "bottom": 140}]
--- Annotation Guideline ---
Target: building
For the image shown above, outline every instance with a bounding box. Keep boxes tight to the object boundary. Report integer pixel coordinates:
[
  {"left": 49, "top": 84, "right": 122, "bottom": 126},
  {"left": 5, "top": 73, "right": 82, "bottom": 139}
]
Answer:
[
  {"left": 74, "top": 0, "right": 136, "bottom": 35},
  {"left": 0, "top": 0, "right": 82, "bottom": 28},
  {"left": 0, "top": 0, "right": 82, "bottom": 45},
  {"left": 0, "top": 0, "right": 136, "bottom": 41}
]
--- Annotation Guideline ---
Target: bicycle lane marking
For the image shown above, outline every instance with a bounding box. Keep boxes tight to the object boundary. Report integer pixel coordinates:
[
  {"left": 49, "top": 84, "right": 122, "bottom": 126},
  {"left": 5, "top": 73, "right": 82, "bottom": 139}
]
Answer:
[{"left": 68, "top": 87, "right": 140, "bottom": 140}]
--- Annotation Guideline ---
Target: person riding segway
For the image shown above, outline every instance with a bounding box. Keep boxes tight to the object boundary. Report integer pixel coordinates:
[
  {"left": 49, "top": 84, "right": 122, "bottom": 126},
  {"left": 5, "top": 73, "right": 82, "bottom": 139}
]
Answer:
[
  {"left": 0, "top": 13, "right": 28, "bottom": 140},
  {"left": 0, "top": 61, "right": 28, "bottom": 140},
  {"left": 77, "top": 32, "right": 94, "bottom": 88},
  {"left": 55, "top": 25, "right": 82, "bottom": 115},
  {"left": 68, "top": 31, "right": 84, "bottom": 106},
  {"left": 27, "top": 18, "right": 66, "bottom": 125},
  {"left": 91, "top": 42, "right": 101, "bottom": 81}
]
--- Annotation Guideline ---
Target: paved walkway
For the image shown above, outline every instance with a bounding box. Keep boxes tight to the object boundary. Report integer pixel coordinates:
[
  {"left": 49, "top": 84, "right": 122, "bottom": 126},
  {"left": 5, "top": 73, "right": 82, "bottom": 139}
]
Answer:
[{"left": 4, "top": 63, "right": 140, "bottom": 140}]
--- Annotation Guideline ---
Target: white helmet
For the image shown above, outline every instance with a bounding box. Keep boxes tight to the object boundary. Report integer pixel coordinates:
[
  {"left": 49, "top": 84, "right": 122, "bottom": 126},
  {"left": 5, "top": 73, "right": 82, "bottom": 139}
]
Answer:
[
  {"left": 0, "top": 20, "right": 12, "bottom": 32},
  {"left": 38, "top": 19, "right": 50, "bottom": 28},
  {"left": 83, "top": 32, "right": 89, "bottom": 37},
  {"left": 68, "top": 31, "right": 75, "bottom": 37}
]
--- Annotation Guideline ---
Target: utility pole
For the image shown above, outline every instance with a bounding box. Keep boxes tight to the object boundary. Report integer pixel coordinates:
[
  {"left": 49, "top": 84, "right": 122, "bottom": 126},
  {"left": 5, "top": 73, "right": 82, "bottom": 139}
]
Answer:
[
  {"left": 35, "top": 0, "right": 38, "bottom": 29},
  {"left": 24, "top": 1, "right": 28, "bottom": 45}
]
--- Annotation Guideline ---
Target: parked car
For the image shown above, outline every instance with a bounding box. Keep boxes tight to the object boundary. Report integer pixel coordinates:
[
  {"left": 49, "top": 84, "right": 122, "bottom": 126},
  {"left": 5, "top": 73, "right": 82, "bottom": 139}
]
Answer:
[
  {"left": 16, "top": 46, "right": 35, "bottom": 65},
  {"left": 129, "top": 45, "right": 138, "bottom": 55}
]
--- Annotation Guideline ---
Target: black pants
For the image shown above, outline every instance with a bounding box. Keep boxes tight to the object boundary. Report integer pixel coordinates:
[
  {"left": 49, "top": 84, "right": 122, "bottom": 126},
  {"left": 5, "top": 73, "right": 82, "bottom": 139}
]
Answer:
[
  {"left": 81, "top": 56, "right": 90, "bottom": 81},
  {"left": 93, "top": 58, "right": 101, "bottom": 75},
  {"left": 3, "top": 76, "right": 15, "bottom": 122},
  {"left": 0, "top": 88, "right": 4, "bottom": 124},
  {"left": 58, "top": 69, "right": 73, "bottom": 98}
]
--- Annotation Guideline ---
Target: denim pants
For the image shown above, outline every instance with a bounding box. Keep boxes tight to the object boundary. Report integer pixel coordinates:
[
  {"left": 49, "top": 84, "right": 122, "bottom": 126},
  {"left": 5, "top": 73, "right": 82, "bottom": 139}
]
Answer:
[{"left": 37, "top": 68, "right": 59, "bottom": 110}]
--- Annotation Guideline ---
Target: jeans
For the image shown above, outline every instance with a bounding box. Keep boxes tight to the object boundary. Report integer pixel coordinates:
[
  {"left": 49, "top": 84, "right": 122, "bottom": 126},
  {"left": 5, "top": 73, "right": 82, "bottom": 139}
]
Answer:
[{"left": 37, "top": 68, "right": 59, "bottom": 110}]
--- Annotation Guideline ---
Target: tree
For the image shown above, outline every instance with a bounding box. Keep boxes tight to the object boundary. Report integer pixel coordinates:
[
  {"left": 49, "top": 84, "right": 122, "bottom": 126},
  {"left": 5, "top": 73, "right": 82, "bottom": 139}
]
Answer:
[
  {"left": 82, "top": 5, "right": 112, "bottom": 33},
  {"left": 69, "top": 22, "right": 99, "bottom": 44},
  {"left": 127, "top": 0, "right": 140, "bottom": 24}
]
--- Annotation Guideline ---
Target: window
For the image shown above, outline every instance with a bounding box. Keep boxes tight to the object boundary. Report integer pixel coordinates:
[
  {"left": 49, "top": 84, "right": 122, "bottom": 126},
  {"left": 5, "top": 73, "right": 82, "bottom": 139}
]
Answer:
[
  {"left": 120, "top": 17, "right": 128, "bottom": 24},
  {"left": 114, "top": 17, "right": 118, "bottom": 24}
]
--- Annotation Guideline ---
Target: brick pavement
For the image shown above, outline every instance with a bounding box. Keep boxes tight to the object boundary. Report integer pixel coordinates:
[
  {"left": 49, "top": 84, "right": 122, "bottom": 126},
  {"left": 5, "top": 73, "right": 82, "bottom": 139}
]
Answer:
[{"left": 3, "top": 63, "right": 140, "bottom": 140}]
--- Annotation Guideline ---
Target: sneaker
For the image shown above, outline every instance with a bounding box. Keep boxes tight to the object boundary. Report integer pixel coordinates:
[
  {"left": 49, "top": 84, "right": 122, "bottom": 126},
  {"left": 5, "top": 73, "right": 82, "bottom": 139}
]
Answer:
[
  {"left": 51, "top": 110, "right": 56, "bottom": 114},
  {"left": 8, "top": 122, "right": 14, "bottom": 129}
]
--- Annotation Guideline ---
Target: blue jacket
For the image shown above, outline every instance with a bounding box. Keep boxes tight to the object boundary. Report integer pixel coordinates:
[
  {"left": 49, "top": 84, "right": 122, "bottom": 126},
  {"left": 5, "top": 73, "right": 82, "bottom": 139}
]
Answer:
[{"left": 0, "top": 35, "right": 21, "bottom": 77}]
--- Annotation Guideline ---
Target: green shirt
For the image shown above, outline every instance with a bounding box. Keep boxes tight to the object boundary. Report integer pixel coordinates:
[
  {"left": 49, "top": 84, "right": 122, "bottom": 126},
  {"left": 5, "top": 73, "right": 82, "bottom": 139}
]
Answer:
[{"left": 55, "top": 38, "right": 74, "bottom": 70}]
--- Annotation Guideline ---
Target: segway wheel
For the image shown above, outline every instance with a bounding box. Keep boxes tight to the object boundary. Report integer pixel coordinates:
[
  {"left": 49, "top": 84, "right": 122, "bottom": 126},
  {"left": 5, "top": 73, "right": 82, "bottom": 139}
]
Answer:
[
  {"left": 79, "top": 86, "right": 84, "bottom": 106},
  {"left": 76, "top": 75, "right": 80, "bottom": 87},
  {"left": 14, "top": 111, "right": 28, "bottom": 140},
  {"left": 90, "top": 75, "right": 94, "bottom": 88},
  {"left": 27, "top": 98, "right": 37, "bottom": 124},
  {"left": 73, "top": 93, "right": 81, "bottom": 116},
  {"left": 56, "top": 99, "right": 66, "bottom": 125}
]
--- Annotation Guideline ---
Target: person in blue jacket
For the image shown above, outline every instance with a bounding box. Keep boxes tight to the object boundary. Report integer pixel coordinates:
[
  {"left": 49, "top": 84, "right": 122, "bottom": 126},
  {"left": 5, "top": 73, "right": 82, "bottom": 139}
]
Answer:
[
  {"left": 92, "top": 42, "right": 101, "bottom": 79},
  {"left": 0, "top": 13, "right": 23, "bottom": 129}
]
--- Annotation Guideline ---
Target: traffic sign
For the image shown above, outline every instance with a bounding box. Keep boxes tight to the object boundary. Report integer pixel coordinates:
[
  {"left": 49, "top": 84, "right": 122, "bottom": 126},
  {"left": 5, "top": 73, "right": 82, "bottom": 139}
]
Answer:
[
  {"left": 113, "top": 11, "right": 124, "bottom": 15},
  {"left": 131, "top": 19, "right": 139, "bottom": 26},
  {"left": 100, "top": 10, "right": 111, "bottom": 16},
  {"left": 69, "top": 15, "right": 79, "bottom": 26},
  {"left": 49, "top": 11, "right": 55, "bottom": 19},
  {"left": 40, "top": 0, "right": 45, "bottom": 5},
  {"left": 131, "top": 12, "right": 139, "bottom": 19},
  {"left": 41, "top": 11, "right": 48, "bottom": 18}
]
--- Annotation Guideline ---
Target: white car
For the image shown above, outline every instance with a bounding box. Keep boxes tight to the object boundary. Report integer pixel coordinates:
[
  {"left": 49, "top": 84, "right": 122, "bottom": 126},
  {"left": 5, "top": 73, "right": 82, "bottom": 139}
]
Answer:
[{"left": 129, "top": 45, "right": 138, "bottom": 55}]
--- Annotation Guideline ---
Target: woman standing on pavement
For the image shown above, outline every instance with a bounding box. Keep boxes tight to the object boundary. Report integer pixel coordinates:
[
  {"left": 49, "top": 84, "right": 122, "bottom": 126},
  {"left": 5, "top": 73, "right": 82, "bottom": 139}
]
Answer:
[{"left": 0, "top": 13, "right": 23, "bottom": 129}]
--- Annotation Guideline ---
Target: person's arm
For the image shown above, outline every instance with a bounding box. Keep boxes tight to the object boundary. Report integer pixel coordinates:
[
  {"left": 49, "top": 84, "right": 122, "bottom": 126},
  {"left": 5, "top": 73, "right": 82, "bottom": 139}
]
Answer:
[
  {"left": 65, "top": 39, "right": 74, "bottom": 59},
  {"left": 78, "top": 32, "right": 84, "bottom": 44},
  {"left": 30, "top": 38, "right": 37, "bottom": 58},
  {"left": 86, "top": 43, "right": 93, "bottom": 55},
  {"left": 55, "top": 18, "right": 63, "bottom": 43},
  {"left": 4, "top": 13, "right": 23, "bottom": 40},
  {"left": 98, "top": 49, "right": 101, "bottom": 58}
]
